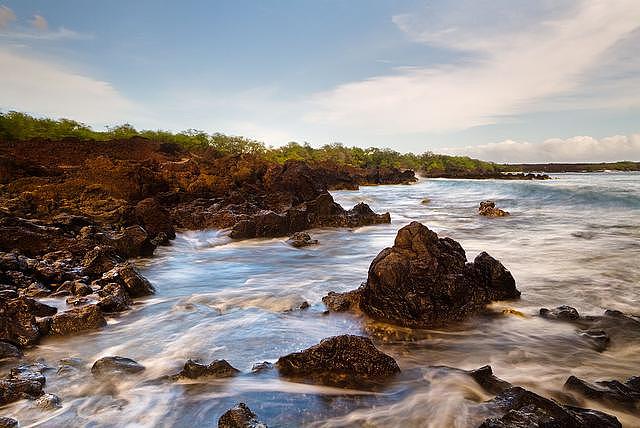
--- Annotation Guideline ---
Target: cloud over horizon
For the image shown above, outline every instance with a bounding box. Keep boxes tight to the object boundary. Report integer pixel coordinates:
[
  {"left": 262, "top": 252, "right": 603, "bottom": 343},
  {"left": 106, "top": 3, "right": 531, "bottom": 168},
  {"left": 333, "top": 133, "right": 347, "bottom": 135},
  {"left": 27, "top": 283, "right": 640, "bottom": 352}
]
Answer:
[
  {"left": 444, "top": 134, "right": 640, "bottom": 163},
  {"left": 306, "top": 0, "right": 640, "bottom": 136}
]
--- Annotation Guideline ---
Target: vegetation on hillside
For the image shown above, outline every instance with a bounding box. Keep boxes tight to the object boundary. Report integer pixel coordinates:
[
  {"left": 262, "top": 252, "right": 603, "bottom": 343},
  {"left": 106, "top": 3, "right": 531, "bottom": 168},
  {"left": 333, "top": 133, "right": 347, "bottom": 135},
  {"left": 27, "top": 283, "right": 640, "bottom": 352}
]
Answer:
[{"left": 2, "top": 111, "right": 637, "bottom": 174}]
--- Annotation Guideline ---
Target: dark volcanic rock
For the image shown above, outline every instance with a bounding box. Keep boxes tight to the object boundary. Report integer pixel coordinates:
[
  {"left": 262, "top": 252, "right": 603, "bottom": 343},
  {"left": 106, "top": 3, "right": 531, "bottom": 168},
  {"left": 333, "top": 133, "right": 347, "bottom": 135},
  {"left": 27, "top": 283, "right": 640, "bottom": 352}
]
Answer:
[
  {"left": 539, "top": 306, "right": 640, "bottom": 352},
  {"left": 218, "top": 403, "right": 267, "bottom": 428},
  {"left": 35, "top": 392, "right": 62, "bottom": 410},
  {"left": 479, "top": 386, "right": 622, "bottom": 428},
  {"left": 91, "top": 356, "right": 145, "bottom": 378},
  {"left": 0, "top": 297, "right": 56, "bottom": 347},
  {"left": 327, "top": 222, "right": 520, "bottom": 328},
  {"left": 275, "top": 335, "right": 400, "bottom": 387},
  {"left": 479, "top": 201, "right": 509, "bottom": 217},
  {"left": 0, "top": 363, "right": 47, "bottom": 406},
  {"left": 134, "top": 197, "right": 176, "bottom": 243},
  {"left": 172, "top": 359, "right": 240, "bottom": 380},
  {"left": 48, "top": 304, "right": 106, "bottom": 336},
  {"left": 467, "top": 365, "right": 513, "bottom": 395},
  {"left": 322, "top": 289, "right": 362, "bottom": 312},
  {"left": 96, "top": 263, "right": 155, "bottom": 298},
  {"left": 0, "top": 417, "right": 18, "bottom": 428},
  {"left": 286, "top": 232, "right": 318, "bottom": 248},
  {"left": 0, "top": 341, "right": 23, "bottom": 361},
  {"left": 108, "top": 226, "right": 155, "bottom": 258},
  {"left": 564, "top": 375, "right": 640, "bottom": 410},
  {"left": 97, "top": 282, "right": 132, "bottom": 313}
]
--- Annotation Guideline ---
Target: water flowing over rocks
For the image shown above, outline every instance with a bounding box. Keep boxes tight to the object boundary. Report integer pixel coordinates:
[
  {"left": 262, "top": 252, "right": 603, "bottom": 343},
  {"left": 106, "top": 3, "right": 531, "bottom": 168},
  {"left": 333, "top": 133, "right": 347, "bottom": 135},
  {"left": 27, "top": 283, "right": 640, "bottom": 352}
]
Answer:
[
  {"left": 478, "top": 201, "right": 510, "bottom": 217},
  {"left": 324, "top": 222, "right": 520, "bottom": 328},
  {"left": 91, "top": 356, "right": 145, "bottom": 379},
  {"left": 478, "top": 386, "right": 622, "bottom": 427},
  {"left": 286, "top": 232, "right": 318, "bottom": 248},
  {"left": 0, "top": 363, "right": 47, "bottom": 406},
  {"left": 172, "top": 359, "right": 240, "bottom": 380},
  {"left": 275, "top": 335, "right": 400, "bottom": 387},
  {"left": 218, "top": 403, "right": 267, "bottom": 428},
  {"left": 564, "top": 375, "right": 640, "bottom": 411},
  {"left": 539, "top": 306, "right": 640, "bottom": 352}
]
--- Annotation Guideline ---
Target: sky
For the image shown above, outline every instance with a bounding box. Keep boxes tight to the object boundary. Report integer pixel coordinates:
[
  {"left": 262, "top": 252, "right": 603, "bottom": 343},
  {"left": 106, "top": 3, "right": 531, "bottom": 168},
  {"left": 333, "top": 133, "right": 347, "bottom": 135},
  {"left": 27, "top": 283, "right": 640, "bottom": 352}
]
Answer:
[{"left": 1, "top": 0, "right": 639, "bottom": 163}]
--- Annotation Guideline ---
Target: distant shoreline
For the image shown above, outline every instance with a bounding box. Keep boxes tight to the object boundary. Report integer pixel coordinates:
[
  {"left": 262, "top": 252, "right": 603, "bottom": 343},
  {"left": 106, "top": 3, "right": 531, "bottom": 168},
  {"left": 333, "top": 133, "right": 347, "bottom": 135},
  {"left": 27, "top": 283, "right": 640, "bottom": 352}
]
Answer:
[{"left": 500, "top": 161, "right": 640, "bottom": 173}]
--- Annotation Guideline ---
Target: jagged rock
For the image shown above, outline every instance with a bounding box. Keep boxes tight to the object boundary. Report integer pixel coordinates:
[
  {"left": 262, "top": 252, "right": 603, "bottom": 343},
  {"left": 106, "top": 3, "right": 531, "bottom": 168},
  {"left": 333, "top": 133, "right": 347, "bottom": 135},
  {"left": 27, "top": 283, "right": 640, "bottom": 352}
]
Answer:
[
  {"left": 540, "top": 305, "right": 580, "bottom": 321},
  {"left": 48, "top": 304, "right": 106, "bottom": 336},
  {"left": 97, "top": 283, "right": 131, "bottom": 313},
  {"left": 108, "top": 226, "right": 155, "bottom": 258},
  {"left": 479, "top": 201, "right": 509, "bottom": 217},
  {"left": 218, "top": 402, "right": 267, "bottom": 428},
  {"left": 0, "top": 341, "right": 23, "bottom": 361},
  {"left": 251, "top": 362, "right": 274, "bottom": 373},
  {"left": 0, "top": 363, "right": 46, "bottom": 406},
  {"left": 0, "top": 297, "right": 56, "bottom": 347},
  {"left": 276, "top": 335, "right": 400, "bottom": 386},
  {"left": 479, "top": 386, "right": 622, "bottom": 427},
  {"left": 0, "top": 417, "right": 18, "bottom": 428},
  {"left": 286, "top": 232, "right": 318, "bottom": 248},
  {"left": 322, "top": 289, "right": 362, "bottom": 312},
  {"left": 96, "top": 263, "right": 155, "bottom": 298},
  {"left": 171, "top": 359, "right": 240, "bottom": 380},
  {"left": 35, "top": 393, "right": 62, "bottom": 410},
  {"left": 91, "top": 356, "right": 145, "bottom": 378},
  {"left": 326, "top": 222, "right": 519, "bottom": 328},
  {"left": 135, "top": 198, "right": 176, "bottom": 243},
  {"left": 81, "top": 246, "right": 123, "bottom": 279},
  {"left": 467, "top": 365, "right": 512, "bottom": 395},
  {"left": 564, "top": 375, "right": 640, "bottom": 410}
]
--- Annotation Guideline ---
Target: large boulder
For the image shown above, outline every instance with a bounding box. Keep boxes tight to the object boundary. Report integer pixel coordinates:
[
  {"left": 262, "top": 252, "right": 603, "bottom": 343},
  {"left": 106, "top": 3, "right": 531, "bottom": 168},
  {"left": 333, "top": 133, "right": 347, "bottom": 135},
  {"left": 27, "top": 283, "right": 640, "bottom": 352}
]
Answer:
[
  {"left": 218, "top": 403, "right": 267, "bottom": 428},
  {"left": 96, "top": 263, "right": 155, "bottom": 298},
  {"left": 326, "top": 222, "right": 520, "bottom": 328},
  {"left": 478, "top": 201, "right": 509, "bottom": 217},
  {"left": 564, "top": 375, "right": 639, "bottom": 411},
  {"left": 91, "top": 356, "right": 145, "bottom": 379},
  {"left": 0, "top": 297, "right": 56, "bottom": 347},
  {"left": 0, "top": 363, "right": 47, "bottom": 406},
  {"left": 275, "top": 335, "right": 400, "bottom": 387},
  {"left": 171, "top": 359, "right": 240, "bottom": 380},
  {"left": 134, "top": 198, "right": 176, "bottom": 243}
]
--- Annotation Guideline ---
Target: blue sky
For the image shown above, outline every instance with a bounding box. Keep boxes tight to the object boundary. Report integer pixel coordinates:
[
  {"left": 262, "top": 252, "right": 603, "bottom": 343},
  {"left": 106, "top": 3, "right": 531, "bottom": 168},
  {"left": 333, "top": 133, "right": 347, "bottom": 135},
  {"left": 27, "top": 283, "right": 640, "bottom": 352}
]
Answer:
[{"left": 1, "top": 0, "right": 639, "bottom": 162}]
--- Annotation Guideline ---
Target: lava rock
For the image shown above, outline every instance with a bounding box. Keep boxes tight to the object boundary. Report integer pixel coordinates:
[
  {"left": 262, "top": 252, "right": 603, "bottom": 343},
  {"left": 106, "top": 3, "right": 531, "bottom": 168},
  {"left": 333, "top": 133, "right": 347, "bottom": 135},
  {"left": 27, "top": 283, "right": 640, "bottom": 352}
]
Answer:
[
  {"left": 479, "top": 201, "right": 510, "bottom": 217},
  {"left": 327, "top": 222, "right": 520, "bottom": 328},
  {"left": 108, "top": 226, "right": 155, "bottom": 258},
  {"left": 322, "top": 289, "right": 362, "bottom": 312},
  {"left": 135, "top": 198, "right": 176, "bottom": 243},
  {"left": 479, "top": 386, "right": 622, "bottom": 427},
  {"left": 0, "top": 341, "right": 23, "bottom": 361},
  {"left": 0, "top": 364, "right": 47, "bottom": 406},
  {"left": 96, "top": 282, "right": 131, "bottom": 313},
  {"left": 467, "top": 365, "right": 513, "bottom": 395},
  {"left": 218, "top": 402, "right": 267, "bottom": 428},
  {"left": 275, "top": 335, "right": 400, "bottom": 387},
  {"left": 96, "top": 263, "right": 155, "bottom": 298},
  {"left": 251, "top": 362, "right": 274, "bottom": 373},
  {"left": 91, "top": 356, "right": 145, "bottom": 379},
  {"left": 35, "top": 393, "right": 62, "bottom": 410},
  {"left": 48, "top": 304, "right": 106, "bottom": 336},
  {"left": 286, "top": 232, "right": 318, "bottom": 248},
  {"left": 564, "top": 375, "right": 640, "bottom": 410},
  {"left": 0, "top": 417, "right": 18, "bottom": 428},
  {"left": 172, "top": 359, "right": 240, "bottom": 380},
  {"left": 0, "top": 297, "right": 56, "bottom": 347},
  {"left": 540, "top": 305, "right": 580, "bottom": 321}
]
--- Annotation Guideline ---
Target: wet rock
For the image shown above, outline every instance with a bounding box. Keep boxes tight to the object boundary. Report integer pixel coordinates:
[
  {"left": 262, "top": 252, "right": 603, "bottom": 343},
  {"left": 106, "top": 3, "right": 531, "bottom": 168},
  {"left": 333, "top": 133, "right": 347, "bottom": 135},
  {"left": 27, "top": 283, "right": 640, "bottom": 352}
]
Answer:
[
  {"left": 218, "top": 402, "right": 267, "bottom": 428},
  {"left": 134, "top": 198, "right": 176, "bottom": 243},
  {"left": 108, "top": 226, "right": 155, "bottom": 258},
  {"left": 275, "top": 335, "right": 400, "bottom": 386},
  {"left": 286, "top": 232, "right": 318, "bottom": 248},
  {"left": 0, "top": 364, "right": 46, "bottom": 405},
  {"left": 81, "top": 246, "right": 122, "bottom": 279},
  {"left": 57, "top": 357, "right": 84, "bottom": 376},
  {"left": 91, "top": 356, "right": 145, "bottom": 379},
  {"left": 35, "top": 393, "right": 62, "bottom": 410},
  {"left": 0, "top": 341, "right": 23, "bottom": 361},
  {"left": 0, "top": 297, "right": 56, "bottom": 347},
  {"left": 479, "top": 200, "right": 510, "bottom": 217},
  {"left": 251, "top": 362, "right": 274, "bottom": 373},
  {"left": 539, "top": 306, "right": 640, "bottom": 351},
  {"left": 96, "top": 263, "right": 155, "bottom": 298},
  {"left": 298, "top": 301, "right": 310, "bottom": 310},
  {"left": 479, "top": 386, "right": 622, "bottom": 428},
  {"left": 329, "top": 222, "right": 520, "bottom": 328},
  {"left": 321, "top": 289, "right": 362, "bottom": 312},
  {"left": 96, "top": 283, "right": 131, "bottom": 313},
  {"left": 0, "top": 417, "right": 18, "bottom": 428},
  {"left": 467, "top": 365, "right": 513, "bottom": 395},
  {"left": 540, "top": 305, "right": 580, "bottom": 321},
  {"left": 48, "top": 304, "right": 106, "bottom": 336},
  {"left": 564, "top": 375, "right": 640, "bottom": 410},
  {"left": 172, "top": 359, "right": 240, "bottom": 380}
]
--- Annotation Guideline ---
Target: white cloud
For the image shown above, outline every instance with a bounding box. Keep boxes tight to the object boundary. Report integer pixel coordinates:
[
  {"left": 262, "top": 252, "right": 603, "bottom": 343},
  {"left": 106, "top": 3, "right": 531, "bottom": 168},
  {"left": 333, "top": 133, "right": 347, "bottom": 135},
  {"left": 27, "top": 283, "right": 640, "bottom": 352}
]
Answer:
[
  {"left": 306, "top": 0, "right": 640, "bottom": 135},
  {"left": 30, "top": 14, "right": 48, "bottom": 31},
  {"left": 444, "top": 134, "right": 640, "bottom": 163},
  {"left": 0, "top": 47, "right": 139, "bottom": 125},
  {"left": 0, "top": 5, "right": 15, "bottom": 29}
]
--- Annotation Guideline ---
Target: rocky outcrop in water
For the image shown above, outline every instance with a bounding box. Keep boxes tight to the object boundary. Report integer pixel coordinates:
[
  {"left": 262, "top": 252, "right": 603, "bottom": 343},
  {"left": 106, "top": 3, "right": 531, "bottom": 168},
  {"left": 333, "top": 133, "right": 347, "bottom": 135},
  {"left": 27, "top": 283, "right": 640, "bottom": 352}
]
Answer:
[
  {"left": 0, "top": 417, "right": 18, "bottom": 428},
  {"left": 479, "top": 201, "right": 509, "bottom": 217},
  {"left": 275, "top": 335, "right": 400, "bottom": 387},
  {"left": 45, "top": 304, "right": 106, "bottom": 336},
  {"left": 564, "top": 375, "right": 640, "bottom": 411},
  {"left": 218, "top": 403, "right": 267, "bottom": 428},
  {"left": 91, "top": 356, "right": 145, "bottom": 379},
  {"left": 324, "top": 222, "right": 520, "bottom": 328},
  {"left": 0, "top": 363, "right": 47, "bottom": 406},
  {"left": 286, "top": 232, "right": 318, "bottom": 248},
  {"left": 539, "top": 306, "right": 640, "bottom": 352},
  {"left": 479, "top": 386, "right": 622, "bottom": 427},
  {"left": 172, "top": 359, "right": 240, "bottom": 380}
]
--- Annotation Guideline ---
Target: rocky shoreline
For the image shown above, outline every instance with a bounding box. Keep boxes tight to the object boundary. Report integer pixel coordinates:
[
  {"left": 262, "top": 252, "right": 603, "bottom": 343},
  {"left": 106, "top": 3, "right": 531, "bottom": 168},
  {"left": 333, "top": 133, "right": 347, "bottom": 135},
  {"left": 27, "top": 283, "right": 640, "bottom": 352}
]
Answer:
[{"left": 0, "top": 137, "right": 635, "bottom": 427}]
